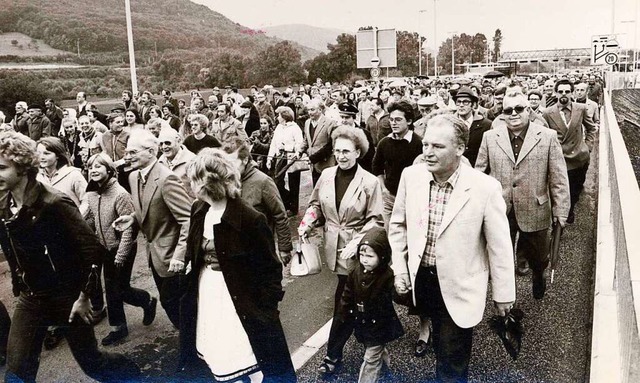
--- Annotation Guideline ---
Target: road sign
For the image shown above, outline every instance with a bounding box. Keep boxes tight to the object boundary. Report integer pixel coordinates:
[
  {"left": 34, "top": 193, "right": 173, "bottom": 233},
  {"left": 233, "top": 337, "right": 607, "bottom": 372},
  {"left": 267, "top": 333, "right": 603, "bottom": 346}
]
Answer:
[
  {"left": 370, "top": 68, "right": 381, "bottom": 78},
  {"left": 591, "top": 35, "right": 619, "bottom": 66},
  {"left": 356, "top": 28, "right": 397, "bottom": 69}
]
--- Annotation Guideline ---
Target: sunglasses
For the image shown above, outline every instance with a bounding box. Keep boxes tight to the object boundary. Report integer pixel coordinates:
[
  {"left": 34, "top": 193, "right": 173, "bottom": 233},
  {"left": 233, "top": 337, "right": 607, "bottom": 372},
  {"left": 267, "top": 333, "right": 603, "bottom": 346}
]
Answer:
[
  {"left": 557, "top": 90, "right": 572, "bottom": 94},
  {"left": 502, "top": 106, "right": 527, "bottom": 115},
  {"left": 160, "top": 141, "right": 173, "bottom": 146}
]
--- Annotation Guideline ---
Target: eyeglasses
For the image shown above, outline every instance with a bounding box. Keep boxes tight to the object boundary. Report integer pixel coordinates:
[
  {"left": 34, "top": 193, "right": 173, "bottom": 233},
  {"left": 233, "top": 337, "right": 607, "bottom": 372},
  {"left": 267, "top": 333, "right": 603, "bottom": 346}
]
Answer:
[
  {"left": 502, "top": 106, "right": 527, "bottom": 115},
  {"left": 160, "top": 141, "right": 173, "bottom": 146},
  {"left": 334, "top": 149, "right": 355, "bottom": 156},
  {"left": 557, "top": 90, "right": 572, "bottom": 94},
  {"left": 455, "top": 99, "right": 472, "bottom": 106},
  {"left": 528, "top": 97, "right": 541, "bottom": 101}
]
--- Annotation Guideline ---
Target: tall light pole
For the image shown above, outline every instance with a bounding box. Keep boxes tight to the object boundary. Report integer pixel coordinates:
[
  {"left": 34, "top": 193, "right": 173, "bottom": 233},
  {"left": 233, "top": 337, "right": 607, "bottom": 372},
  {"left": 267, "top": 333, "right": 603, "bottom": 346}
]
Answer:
[
  {"left": 621, "top": 20, "right": 636, "bottom": 72},
  {"left": 433, "top": 0, "right": 438, "bottom": 78},
  {"left": 449, "top": 32, "right": 457, "bottom": 75},
  {"left": 418, "top": 9, "right": 427, "bottom": 76},
  {"left": 447, "top": 31, "right": 458, "bottom": 76},
  {"left": 125, "top": 0, "right": 138, "bottom": 94}
]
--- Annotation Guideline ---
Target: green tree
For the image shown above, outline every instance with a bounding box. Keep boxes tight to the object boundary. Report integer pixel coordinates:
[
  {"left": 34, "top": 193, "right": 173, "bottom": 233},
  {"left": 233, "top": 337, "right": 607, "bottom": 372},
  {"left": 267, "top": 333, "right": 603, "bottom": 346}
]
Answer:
[
  {"left": 493, "top": 29, "right": 503, "bottom": 62},
  {"left": 436, "top": 33, "right": 488, "bottom": 75},
  {"left": 0, "top": 72, "right": 52, "bottom": 120},
  {"left": 251, "top": 41, "right": 305, "bottom": 86},
  {"left": 305, "top": 33, "right": 360, "bottom": 83},
  {"left": 204, "top": 52, "right": 250, "bottom": 88}
]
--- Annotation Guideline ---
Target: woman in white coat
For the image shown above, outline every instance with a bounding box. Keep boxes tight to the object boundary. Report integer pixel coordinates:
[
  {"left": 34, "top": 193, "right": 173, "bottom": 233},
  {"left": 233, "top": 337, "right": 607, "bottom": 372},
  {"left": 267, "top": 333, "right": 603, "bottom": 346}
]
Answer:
[
  {"left": 267, "top": 106, "right": 305, "bottom": 216},
  {"left": 298, "top": 125, "right": 383, "bottom": 377}
]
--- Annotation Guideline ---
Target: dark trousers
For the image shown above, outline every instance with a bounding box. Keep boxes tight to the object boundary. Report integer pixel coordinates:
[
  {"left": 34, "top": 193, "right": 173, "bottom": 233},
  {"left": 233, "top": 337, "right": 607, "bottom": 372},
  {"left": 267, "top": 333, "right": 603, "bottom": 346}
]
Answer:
[
  {"left": 277, "top": 171, "right": 302, "bottom": 215},
  {"left": 415, "top": 266, "right": 473, "bottom": 383},
  {"left": 311, "top": 169, "right": 322, "bottom": 187},
  {"left": 567, "top": 162, "right": 589, "bottom": 216},
  {"left": 89, "top": 262, "right": 104, "bottom": 312},
  {"left": 0, "top": 300, "right": 10, "bottom": 357},
  {"left": 507, "top": 209, "right": 549, "bottom": 274},
  {"left": 5, "top": 292, "right": 140, "bottom": 382},
  {"left": 326, "top": 274, "right": 354, "bottom": 360},
  {"left": 104, "top": 245, "right": 151, "bottom": 328},
  {"left": 150, "top": 262, "right": 182, "bottom": 328}
]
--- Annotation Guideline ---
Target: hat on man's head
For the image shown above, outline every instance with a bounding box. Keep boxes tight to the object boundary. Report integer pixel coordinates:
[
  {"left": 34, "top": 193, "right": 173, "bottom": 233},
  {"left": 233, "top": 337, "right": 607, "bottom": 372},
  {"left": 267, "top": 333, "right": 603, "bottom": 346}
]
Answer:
[
  {"left": 28, "top": 104, "right": 44, "bottom": 111},
  {"left": 452, "top": 86, "right": 478, "bottom": 103},
  {"left": 240, "top": 100, "right": 253, "bottom": 109},
  {"left": 111, "top": 103, "right": 126, "bottom": 113},
  {"left": 417, "top": 96, "right": 438, "bottom": 106},
  {"left": 213, "top": 86, "right": 220, "bottom": 91},
  {"left": 338, "top": 102, "right": 358, "bottom": 116},
  {"left": 494, "top": 86, "right": 507, "bottom": 96}
]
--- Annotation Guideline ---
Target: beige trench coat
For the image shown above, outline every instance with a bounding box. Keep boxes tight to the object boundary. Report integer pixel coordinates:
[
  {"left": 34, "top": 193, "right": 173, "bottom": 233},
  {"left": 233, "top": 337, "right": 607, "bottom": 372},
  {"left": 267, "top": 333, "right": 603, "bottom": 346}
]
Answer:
[{"left": 303, "top": 165, "right": 383, "bottom": 275}]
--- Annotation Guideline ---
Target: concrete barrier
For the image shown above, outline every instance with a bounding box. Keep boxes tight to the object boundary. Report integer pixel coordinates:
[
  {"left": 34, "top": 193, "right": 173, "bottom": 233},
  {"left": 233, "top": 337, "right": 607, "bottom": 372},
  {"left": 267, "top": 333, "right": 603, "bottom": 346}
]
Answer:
[{"left": 591, "top": 83, "right": 640, "bottom": 383}]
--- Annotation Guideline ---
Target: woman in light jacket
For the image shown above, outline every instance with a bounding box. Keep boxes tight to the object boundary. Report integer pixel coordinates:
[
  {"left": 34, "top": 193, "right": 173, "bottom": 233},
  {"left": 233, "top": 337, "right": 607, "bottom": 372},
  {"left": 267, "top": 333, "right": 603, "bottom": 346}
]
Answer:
[
  {"left": 83, "top": 153, "right": 155, "bottom": 346},
  {"left": 298, "top": 125, "right": 383, "bottom": 377},
  {"left": 267, "top": 106, "right": 305, "bottom": 216}
]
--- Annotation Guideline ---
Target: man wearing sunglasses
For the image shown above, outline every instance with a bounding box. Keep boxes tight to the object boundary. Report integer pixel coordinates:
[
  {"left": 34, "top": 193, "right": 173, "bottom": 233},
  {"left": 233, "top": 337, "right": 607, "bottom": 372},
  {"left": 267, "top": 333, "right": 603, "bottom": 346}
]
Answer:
[
  {"left": 542, "top": 79, "right": 597, "bottom": 224},
  {"left": 476, "top": 90, "right": 570, "bottom": 298},
  {"left": 452, "top": 86, "right": 491, "bottom": 167}
]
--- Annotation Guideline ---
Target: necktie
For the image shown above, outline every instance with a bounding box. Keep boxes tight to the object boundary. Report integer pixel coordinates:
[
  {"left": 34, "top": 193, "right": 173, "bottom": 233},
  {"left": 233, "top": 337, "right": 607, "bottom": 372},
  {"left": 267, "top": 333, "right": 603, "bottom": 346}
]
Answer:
[
  {"left": 562, "top": 107, "right": 571, "bottom": 125},
  {"left": 138, "top": 173, "right": 146, "bottom": 207},
  {"left": 309, "top": 122, "right": 317, "bottom": 141}
]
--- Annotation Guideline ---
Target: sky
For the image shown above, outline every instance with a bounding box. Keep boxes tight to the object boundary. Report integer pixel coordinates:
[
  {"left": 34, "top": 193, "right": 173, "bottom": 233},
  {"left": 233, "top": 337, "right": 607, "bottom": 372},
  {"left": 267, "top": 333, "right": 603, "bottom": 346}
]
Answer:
[{"left": 193, "top": 0, "right": 640, "bottom": 53}]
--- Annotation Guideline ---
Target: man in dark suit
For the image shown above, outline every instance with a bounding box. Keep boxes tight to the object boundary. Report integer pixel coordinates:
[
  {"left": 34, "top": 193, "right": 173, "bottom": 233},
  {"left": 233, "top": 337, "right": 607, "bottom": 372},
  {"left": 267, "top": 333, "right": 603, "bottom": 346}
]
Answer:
[
  {"left": 114, "top": 129, "right": 191, "bottom": 328},
  {"left": 542, "top": 79, "right": 597, "bottom": 224},
  {"left": 303, "top": 99, "right": 337, "bottom": 185},
  {"left": 476, "top": 90, "right": 570, "bottom": 293}
]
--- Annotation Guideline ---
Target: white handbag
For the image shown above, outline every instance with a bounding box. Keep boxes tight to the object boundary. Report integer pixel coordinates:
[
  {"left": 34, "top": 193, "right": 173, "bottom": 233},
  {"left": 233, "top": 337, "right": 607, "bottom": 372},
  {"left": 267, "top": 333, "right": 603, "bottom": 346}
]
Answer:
[{"left": 290, "top": 237, "right": 323, "bottom": 276}]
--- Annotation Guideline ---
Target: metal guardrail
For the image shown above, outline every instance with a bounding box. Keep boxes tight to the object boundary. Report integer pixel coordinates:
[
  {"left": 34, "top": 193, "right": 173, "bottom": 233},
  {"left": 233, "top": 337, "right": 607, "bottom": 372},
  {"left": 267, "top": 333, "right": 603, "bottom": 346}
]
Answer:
[{"left": 591, "top": 78, "right": 640, "bottom": 382}]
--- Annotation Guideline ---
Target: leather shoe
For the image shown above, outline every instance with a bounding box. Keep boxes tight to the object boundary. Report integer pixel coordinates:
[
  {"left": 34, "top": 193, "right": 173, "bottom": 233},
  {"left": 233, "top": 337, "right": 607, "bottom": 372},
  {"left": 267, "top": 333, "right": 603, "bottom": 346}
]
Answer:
[
  {"left": 101, "top": 327, "right": 129, "bottom": 346},
  {"left": 43, "top": 328, "right": 65, "bottom": 350},
  {"left": 516, "top": 264, "right": 531, "bottom": 276},
  {"left": 143, "top": 297, "right": 158, "bottom": 326},
  {"left": 414, "top": 337, "right": 431, "bottom": 357},
  {"left": 533, "top": 272, "right": 547, "bottom": 300}
]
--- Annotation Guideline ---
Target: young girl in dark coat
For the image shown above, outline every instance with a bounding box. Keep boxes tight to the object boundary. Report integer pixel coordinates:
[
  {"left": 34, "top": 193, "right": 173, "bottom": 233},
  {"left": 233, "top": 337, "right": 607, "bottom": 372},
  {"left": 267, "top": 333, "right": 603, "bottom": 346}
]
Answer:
[{"left": 336, "top": 226, "right": 404, "bottom": 383}]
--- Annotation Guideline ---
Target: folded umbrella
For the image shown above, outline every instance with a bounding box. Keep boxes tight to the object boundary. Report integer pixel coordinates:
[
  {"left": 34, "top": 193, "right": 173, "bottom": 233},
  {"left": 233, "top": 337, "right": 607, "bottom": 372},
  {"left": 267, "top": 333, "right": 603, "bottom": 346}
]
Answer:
[
  {"left": 489, "top": 308, "right": 524, "bottom": 360},
  {"left": 549, "top": 222, "right": 563, "bottom": 283}
]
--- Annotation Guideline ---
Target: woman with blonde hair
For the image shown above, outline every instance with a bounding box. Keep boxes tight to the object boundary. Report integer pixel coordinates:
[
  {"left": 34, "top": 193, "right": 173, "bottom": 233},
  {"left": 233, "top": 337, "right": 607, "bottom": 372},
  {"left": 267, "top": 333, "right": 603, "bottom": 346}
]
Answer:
[{"left": 179, "top": 148, "right": 296, "bottom": 382}]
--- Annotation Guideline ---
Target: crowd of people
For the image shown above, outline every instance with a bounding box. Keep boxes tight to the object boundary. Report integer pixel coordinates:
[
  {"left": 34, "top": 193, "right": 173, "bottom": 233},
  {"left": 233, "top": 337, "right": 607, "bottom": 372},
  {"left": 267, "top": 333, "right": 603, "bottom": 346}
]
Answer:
[{"left": 0, "top": 69, "right": 604, "bottom": 382}]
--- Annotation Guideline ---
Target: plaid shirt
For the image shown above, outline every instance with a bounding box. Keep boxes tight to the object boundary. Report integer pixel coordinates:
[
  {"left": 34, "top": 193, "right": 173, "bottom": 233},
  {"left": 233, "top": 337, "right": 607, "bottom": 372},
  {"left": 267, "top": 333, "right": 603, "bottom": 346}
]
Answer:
[{"left": 421, "top": 166, "right": 461, "bottom": 267}]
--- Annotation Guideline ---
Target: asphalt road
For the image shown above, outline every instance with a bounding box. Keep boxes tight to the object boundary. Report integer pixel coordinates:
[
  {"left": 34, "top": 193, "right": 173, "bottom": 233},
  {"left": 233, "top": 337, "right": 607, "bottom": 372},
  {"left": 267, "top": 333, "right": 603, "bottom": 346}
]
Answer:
[{"left": 0, "top": 149, "right": 598, "bottom": 382}]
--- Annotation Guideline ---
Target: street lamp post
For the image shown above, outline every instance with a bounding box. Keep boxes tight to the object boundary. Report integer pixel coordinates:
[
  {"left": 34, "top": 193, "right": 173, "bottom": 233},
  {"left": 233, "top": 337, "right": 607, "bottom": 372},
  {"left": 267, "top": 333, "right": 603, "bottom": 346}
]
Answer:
[
  {"left": 419, "top": 9, "right": 427, "bottom": 76},
  {"left": 451, "top": 34, "right": 455, "bottom": 75},
  {"left": 621, "top": 20, "right": 636, "bottom": 72},
  {"left": 124, "top": 0, "right": 138, "bottom": 94},
  {"left": 433, "top": 0, "right": 438, "bottom": 78},
  {"left": 448, "top": 31, "right": 457, "bottom": 76}
]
